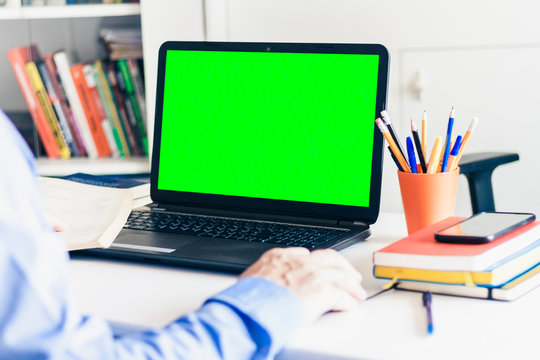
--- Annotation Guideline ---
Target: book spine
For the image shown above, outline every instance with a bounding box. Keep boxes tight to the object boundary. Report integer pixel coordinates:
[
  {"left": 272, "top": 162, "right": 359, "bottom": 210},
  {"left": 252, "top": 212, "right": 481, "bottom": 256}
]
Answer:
[
  {"left": 82, "top": 64, "right": 119, "bottom": 157},
  {"left": 70, "top": 64, "right": 112, "bottom": 157},
  {"left": 94, "top": 60, "right": 130, "bottom": 157},
  {"left": 116, "top": 59, "right": 148, "bottom": 155},
  {"left": 7, "top": 46, "right": 61, "bottom": 158},
  {"left": 36, "top": 60, "right": 79, "bottom": 157},
  {"left": 127, "top": 58, "right": 146, "bottom": 126},
  {"left": 106, "top": 62, "right": 140, "bottom": 156},
  {"left": 43, "top": 53, "right": 87, "bottom": 156},
  {"left": 25, "top": 61, "right": 71, "bottom": 158},
  {"left": 53, "top": 52, "right": 98, "bottom": 158}
]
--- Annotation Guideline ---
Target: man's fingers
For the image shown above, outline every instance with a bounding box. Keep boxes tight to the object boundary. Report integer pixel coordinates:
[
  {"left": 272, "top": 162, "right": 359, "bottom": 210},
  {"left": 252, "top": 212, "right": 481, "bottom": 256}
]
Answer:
[{"left": 309, "top": 249, "right": 363, "bottom": 282}]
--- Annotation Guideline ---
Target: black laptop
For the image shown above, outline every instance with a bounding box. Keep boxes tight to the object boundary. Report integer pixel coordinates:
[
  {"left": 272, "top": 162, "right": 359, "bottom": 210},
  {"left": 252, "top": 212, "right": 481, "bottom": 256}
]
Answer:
[{"left": 81, "top": 41, "right": 389, "bottom": 272}]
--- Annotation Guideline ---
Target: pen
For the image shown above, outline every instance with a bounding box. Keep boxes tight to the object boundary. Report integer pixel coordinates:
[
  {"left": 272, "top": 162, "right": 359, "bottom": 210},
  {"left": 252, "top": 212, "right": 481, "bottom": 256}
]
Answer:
[
  {"left": 411, "top": 119, "right": 427, "bottom": 173},
  {"left": 380, "top": 110, "right": 409, "bottom": 169},
  {"left": 422, "top": 291, "right": 434, "bottom": 334},
  {"left": 421, "top": 111, "right": 427, "bottom": 159},
  {"left": 440, "top": 106, "right": 455, "bottom": 172},
  {"left": 388, "top": 146, "right": 404, "bottom": 172},
  {"left": 447, "top": 135, "right": 462, "bottom": 172},
  {"left": 427, "top": 136, "right": 443, "bottom": 174},
  {"left": 406, "top": 136, "right": 418, "bottom": 173},
  {"left": 375, "top": 118, "right": 411, "bottom": 172},
  {"left": 451, "top": 117, "right": 479, "bottom": 171}
]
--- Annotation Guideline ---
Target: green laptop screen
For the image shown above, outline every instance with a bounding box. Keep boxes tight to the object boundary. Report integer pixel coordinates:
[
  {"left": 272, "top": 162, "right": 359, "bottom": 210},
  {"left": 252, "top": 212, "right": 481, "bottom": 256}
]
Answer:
[{"left": 158, "top": 50, "right": 379, "bottom": 207}]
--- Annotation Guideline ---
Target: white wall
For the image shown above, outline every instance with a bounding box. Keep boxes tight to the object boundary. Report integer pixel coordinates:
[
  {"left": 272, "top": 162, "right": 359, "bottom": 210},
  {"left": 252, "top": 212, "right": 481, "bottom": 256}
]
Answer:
[
  {"left": 204, "top": 0, "right": 540, "bottom": 216},
  {"left": 140, "top": 0, "right": 540, "bottom": 217}
]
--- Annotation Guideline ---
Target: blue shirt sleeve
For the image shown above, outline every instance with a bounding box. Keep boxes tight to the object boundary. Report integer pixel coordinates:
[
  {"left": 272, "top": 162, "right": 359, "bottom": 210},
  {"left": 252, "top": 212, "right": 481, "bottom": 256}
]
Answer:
[{"left": 0, "top": 110, "right": 305, "bottom": 360}]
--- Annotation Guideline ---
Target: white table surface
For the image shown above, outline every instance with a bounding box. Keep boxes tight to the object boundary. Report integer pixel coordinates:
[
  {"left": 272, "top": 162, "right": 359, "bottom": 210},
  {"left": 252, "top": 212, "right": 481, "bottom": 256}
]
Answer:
[{"left": 70, "top": 212, "right": 540, "bottom": 360}]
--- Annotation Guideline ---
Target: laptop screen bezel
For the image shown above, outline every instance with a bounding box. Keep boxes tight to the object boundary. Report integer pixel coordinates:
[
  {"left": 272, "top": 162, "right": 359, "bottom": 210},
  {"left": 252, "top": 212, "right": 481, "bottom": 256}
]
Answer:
[{"left": 150, "top": 41, "right": 388, "bottom": 224}]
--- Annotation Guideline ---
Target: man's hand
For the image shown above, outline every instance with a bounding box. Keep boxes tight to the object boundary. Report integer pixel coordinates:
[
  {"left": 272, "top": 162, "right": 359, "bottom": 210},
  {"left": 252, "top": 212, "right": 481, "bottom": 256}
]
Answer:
[{"left": 240, "top": 247, "right": 366, "bottom": 324}]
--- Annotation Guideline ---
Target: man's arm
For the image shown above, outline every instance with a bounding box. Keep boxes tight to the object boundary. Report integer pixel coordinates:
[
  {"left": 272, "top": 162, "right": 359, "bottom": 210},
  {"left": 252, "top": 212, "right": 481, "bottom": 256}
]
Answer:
[{"left": 0, "top": 109, "right": 365, "bottom": 359}]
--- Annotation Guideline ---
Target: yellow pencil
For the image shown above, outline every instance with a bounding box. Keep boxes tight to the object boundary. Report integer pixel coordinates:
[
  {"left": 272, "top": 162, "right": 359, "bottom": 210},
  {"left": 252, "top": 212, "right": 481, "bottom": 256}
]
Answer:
[
  {"left": 375, "top": 118, "right": 411, "bottom": 172},
  {"left": 450, "top": 117, "right": 479, "bottom": 171},
  {"left": 427, "top": 136, "right": 443, "bottom": 174},
  {"left": 421, "top": 110, "right": 427, "bottom": 159}
]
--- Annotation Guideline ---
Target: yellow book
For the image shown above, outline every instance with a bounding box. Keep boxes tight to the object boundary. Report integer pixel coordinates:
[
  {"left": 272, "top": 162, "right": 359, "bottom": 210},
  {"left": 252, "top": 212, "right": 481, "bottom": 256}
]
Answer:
[
  {"left": 396, "top": 263, "right": 540, "bottom": 301},
  {"left": 374, "top": 240, "right": 540, "bottom": 287},
  {"left": 25, "top": 61, "right": 70, "bottom": 158}
]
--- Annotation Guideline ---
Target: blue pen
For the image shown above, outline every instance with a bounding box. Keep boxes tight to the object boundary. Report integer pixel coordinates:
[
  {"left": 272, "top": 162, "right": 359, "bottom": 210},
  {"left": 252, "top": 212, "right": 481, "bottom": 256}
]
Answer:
[
  {"left": 406, "top": 136, "right": 417, "bottom": 173},
  {"left": 422, "top": 291, "right": 434, "bottom": 334},
  {"left": 448, "top": 135, "right": 462, "bottom": 171},
  {"left": 440, "top": 106, "right": 455, "bottom": 172}
]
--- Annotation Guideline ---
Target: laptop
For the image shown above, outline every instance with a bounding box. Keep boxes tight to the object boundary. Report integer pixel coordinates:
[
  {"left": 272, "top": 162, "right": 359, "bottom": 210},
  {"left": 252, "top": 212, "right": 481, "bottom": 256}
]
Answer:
[{"left": 80, "top": 41, "right": 389, "bottom": 273}]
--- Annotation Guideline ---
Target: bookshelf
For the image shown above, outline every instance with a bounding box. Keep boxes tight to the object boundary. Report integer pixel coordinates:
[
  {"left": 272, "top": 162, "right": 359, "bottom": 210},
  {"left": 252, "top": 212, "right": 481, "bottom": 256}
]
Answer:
[
  {"left": 0, "top": 2, "right": 150, "bottom": 176},
  {"left": 0, "top": 3, "right": 141, "bottom": 20}
]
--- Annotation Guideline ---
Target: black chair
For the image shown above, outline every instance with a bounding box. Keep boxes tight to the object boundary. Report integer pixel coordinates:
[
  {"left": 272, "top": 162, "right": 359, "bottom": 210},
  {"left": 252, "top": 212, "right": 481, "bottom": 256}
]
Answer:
[{"left": 458, "top": 152, "right": 520, "bottom": 214}]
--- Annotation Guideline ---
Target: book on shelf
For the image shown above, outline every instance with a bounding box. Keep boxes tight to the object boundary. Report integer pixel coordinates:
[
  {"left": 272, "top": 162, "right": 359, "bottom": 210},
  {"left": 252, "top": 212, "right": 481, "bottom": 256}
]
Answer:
[
  {"left": 42, "top": 53, "right": 87, "bottom": 156},
  {"left": 8, "top": 43, "right": 147, "bottom": 160},
  {"left": 99, "top": 27, "right": 143, "bottom": 60},
  {"left": 39, "top": 176, "right": 134, "bottom": 251},
  {"left": 116, "top": 59, "right": 147, "bottom": 154},
  {"left": 105, "top": 60, "right": 142, "bottom": 156},
  {"left": 35, "top": 60, "right": 79, "bottom": 156},
  {"left": 94, "top": 60, "right": 130, "bottom": 156},
  {"left": 70, "top": 63, "right": 113, "bottom": 157},
  {"left": 7, "top": 45, "right": 61, "bottom": 158},
  {"left": 373, "top": 217, "right": 540, "bottom": 301},
  {"left": 53, "top": 51, "right": 99, "bottom": 158},
  {"left": 82, "top": 63, "right": 119, "bottom": 157},
  {"left": 25, "top": 60, "right": 71, "bottom": 158},
  {"left": 60, "top": 172, "right": 150, "bottom": 208}
]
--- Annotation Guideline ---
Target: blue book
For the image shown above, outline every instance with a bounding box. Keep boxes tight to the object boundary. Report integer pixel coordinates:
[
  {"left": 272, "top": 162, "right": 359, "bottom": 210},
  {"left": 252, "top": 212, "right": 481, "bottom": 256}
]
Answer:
[{"left": 61, "top": 173, "right": 150, "bottom": 207}]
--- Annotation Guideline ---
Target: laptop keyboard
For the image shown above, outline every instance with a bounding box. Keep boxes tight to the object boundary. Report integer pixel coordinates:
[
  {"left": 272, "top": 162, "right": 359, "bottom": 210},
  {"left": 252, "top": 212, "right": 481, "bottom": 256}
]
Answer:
[{"left": 124, "top": 210, "right": 349, "bottom": 250}]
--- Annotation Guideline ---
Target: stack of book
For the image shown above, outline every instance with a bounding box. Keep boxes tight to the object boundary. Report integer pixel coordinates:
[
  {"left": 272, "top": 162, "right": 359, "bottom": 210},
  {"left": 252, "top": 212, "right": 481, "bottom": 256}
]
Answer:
[
  {"left": 7, "top": 45, "right": 147, "bottom": 159},
  {"left": 100, "top": 27, "right": 143, "bottom": 60},
  {"left": 373, "top": 217, "right": 540, "bottom": 300}
]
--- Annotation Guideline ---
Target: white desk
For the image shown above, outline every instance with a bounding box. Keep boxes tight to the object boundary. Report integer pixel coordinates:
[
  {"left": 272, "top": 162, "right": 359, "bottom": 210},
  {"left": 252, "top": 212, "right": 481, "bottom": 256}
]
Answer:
[{"left": 70, "top": 212, "right": 540, "bottom": 360}]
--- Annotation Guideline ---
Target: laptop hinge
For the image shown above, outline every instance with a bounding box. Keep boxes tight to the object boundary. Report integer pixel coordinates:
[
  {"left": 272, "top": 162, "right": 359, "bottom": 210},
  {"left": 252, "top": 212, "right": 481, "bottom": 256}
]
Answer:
[{"left": 151, "top": 203, "right": 355, "bottom": 228}]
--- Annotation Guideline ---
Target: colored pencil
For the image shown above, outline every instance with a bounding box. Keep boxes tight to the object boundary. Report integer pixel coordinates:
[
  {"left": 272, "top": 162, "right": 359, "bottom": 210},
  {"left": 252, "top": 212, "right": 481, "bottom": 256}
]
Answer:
[
  {"left": 411, "top": 119, "right": 427, "bottom": 173},
  {"left": 447, "top": 135, "right": 463, "bottom": 171},
  {"left": 375, "top": 118, "right": 411, "bottom": 172},
  {"left": 406, "top": 136, "right": 418, "bottom": 173},
  {"left": 421, "top": 110, "right": 427, "bottom": 159},
  {"left": 427, "top": 136, "right": 443, "bottom": 174},
  {"left": 440, "top": 106, "right": 455, "bottom": 172},
  {"left": 388, "top": 146, "right": 404, "bottom": 172},
  {"left": 451, "top": 117, "right": 479, "bottom": 171},
  {"left": 380, "top": 110, "right": 409, "bottom": 169}
]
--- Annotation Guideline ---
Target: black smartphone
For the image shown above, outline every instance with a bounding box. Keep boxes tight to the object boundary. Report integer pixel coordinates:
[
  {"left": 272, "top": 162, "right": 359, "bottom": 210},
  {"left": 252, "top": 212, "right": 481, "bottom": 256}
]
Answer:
[{"left": 434, "top": 212, "right": 536, "bottom": 244}]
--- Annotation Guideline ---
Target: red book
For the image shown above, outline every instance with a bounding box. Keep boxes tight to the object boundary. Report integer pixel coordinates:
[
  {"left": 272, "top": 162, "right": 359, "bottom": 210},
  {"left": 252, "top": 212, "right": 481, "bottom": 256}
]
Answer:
[
  {"left": 70, "top": 64, "right": 112, "bottom": 157},
  {"left": 43, "top": 53, "right": 86, "bottom": 156},
  {"left": 7, "top": 46, "right": 61, "bottom": 158},
  {"left": 373, "top": 217, "right": 540, "bottom": 271}
]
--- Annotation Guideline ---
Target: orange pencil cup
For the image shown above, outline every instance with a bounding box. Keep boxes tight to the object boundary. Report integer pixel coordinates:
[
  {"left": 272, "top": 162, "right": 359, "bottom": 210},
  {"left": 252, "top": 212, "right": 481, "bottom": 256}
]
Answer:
[{"left": 397, "top": 168, "right": 460, "bottom": 234}]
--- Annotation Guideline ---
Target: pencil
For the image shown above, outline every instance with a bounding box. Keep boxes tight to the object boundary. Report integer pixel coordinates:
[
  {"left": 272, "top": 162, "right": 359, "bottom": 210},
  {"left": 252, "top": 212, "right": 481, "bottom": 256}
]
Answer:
[
  {"left": 388, "top": 146, "right": 404, "bottom": 172},
  {"left": 447, "top": 135, "right": 463, "bottom": 172},
  {"left": 411, "top": 119, "right": 427, "bottom": 173},
  {"left": 427, "top": 136, "right": 443, "bottom": 174},
  {"left": 380, "top": 110, "right": 409, "bottom": 169},
  {"left": 451, "top": 117, "right": 479, "bottom": 171},
  {"left": 440, "top": 106, "right": 455, "bottom": 172},
  {"left": 421, "top": 111, "right": 427, "bottom": 159},
  {"left": 406, "top": 136, "right": 418, "bottom": 173},
  {"left": 375, "top": 118, "right": 411, "bottom": 172}
]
